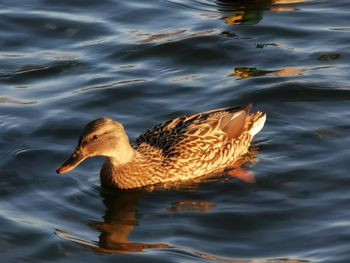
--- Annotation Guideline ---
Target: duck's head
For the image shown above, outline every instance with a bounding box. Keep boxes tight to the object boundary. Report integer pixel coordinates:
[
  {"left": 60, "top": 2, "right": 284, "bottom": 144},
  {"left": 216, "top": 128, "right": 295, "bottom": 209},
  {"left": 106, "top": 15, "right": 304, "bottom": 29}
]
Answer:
[{"left": 57, "top": 118, "right": 133, "bottom": 174}]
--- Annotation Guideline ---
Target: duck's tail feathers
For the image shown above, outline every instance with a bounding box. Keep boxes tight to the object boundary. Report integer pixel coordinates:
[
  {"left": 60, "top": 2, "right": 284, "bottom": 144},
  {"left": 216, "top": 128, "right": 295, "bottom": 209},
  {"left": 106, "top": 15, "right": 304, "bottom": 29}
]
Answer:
[{"left": 248, "top": 111, "right": 266, "bottom": 137}]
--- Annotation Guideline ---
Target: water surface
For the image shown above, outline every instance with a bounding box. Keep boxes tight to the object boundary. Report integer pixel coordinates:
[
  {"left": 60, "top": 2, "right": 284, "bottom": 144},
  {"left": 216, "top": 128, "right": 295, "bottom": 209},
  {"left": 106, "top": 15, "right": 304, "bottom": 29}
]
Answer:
[{"left": 1, "top": 0, "right": 350, "bottom": 262}]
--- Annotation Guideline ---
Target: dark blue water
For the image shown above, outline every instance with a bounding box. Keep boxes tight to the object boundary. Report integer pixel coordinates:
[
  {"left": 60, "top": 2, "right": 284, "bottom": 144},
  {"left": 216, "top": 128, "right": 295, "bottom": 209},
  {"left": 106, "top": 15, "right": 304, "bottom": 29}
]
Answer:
[{"left": 1, "top": 0, "right": 350, "bottom": 262}]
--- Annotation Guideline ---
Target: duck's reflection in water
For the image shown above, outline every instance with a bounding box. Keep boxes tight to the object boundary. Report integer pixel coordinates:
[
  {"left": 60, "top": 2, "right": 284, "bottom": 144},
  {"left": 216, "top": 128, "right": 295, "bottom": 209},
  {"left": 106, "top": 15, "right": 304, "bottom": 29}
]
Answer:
[
  {"left": 93, "top": 148, "right": 262, "bottom": 253},
  {"left": 56, "top": 149, "right": 260, "bottom": 254},
  {"left": 56, "top": 191, "right": 310, "bottom": 261},
  {"left": 90, "top": 190, "right": 170, "bottom": 253},
  {"left": 55, "top": 149, "right": 309, "bottom": 262},
  {"left": 56, "top": 188, "right": 309, "bottom": 262},
  {"left": 56, "top": 190, "right": 170, "bottom": 254}
]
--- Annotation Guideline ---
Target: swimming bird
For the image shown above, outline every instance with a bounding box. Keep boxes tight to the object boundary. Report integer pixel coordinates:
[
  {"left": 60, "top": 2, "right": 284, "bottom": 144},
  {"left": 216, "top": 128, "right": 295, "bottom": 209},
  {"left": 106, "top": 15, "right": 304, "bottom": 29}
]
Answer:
[{"left": 57, "top": 104, "right": 266, "bottom": 189}]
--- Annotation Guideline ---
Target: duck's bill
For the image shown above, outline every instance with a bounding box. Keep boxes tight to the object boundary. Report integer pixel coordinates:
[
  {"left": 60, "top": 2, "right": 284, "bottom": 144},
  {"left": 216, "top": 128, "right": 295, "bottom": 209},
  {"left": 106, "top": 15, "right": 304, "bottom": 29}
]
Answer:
[{"left": 56, "top": 149, "right": 86, "bottom": 174}]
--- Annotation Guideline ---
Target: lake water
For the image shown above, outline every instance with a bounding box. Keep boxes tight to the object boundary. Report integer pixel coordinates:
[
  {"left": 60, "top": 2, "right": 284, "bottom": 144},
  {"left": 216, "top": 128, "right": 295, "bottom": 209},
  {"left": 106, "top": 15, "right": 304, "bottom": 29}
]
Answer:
[{"left": 1, "top": 0, "right": 350, "bottom": 262}]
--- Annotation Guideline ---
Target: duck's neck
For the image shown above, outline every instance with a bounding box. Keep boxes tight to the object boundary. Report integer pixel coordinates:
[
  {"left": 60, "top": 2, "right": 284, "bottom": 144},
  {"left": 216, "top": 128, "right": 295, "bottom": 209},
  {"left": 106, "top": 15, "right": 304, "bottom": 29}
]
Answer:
[
  {"left": 100, "top": 148, "right": 141, "bottom": 189},
  {"left": 108, "top": 147, "right": 136, "bottom": 166}
]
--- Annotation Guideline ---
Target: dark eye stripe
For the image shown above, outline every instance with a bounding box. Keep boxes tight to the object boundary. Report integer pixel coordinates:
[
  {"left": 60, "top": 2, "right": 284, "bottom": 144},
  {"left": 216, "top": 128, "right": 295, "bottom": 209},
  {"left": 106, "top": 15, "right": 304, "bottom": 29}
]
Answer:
[{"left": 80, "top": 134, "right": 101, "bottom": 147}]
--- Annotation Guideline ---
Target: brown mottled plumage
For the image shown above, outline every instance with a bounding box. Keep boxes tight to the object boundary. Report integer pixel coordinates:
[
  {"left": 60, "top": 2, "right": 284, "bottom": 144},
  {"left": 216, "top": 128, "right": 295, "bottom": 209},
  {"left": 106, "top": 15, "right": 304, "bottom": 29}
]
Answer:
[{"left": 57, "top": 104, "right": 266, "bottom": 189}]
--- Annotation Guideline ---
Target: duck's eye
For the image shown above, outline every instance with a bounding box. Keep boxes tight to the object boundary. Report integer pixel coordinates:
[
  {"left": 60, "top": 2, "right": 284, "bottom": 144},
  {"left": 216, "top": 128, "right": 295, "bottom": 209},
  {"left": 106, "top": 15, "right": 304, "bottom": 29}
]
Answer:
[{"left": 92, "top": 135, "right": 99, "bottom": 141}]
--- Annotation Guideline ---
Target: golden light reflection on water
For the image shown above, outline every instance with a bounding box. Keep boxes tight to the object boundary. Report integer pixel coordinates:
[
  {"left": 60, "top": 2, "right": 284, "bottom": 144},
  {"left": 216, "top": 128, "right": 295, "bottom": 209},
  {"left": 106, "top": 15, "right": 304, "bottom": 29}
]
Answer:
[
  {"left": 271, "top": 0, "right": 307, "bottom": 12},
  {"left": 275, "top": 68, "right": 305, "bottom": 77},
  {"left": 222, "top": 0, "right": 307, "bottom": 25},
  {"left": 273, "top": 0, "right": 306, "bottom": 4},
  {"left": 167, "top": 200, "right": 216, "bottom": 212},
  {"left": 225, "top": 12, "right": 246, "bottom": 25},
  {"left": 125, "top": 0, "right": 309, "bottom": 45},
  {"left": 232, "top": 66, "right": 333, "bottom": 79},
  {"left": 225, "top": 12, "right": 262, "bottom": 26}
]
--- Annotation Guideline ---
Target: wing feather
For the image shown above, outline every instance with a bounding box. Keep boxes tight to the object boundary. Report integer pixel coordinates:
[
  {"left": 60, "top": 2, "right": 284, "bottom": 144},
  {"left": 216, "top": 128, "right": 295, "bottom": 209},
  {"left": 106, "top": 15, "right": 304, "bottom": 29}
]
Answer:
[{"left": 136, "top": 104, "right": 251, "bottom": 160}]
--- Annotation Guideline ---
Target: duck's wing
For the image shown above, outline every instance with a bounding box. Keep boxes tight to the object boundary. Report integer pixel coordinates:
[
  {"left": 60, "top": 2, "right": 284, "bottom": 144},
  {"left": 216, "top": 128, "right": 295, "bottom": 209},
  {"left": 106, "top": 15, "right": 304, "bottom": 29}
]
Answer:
[{"left": 136, "top": 104, "right": 252, "bottom": 158}]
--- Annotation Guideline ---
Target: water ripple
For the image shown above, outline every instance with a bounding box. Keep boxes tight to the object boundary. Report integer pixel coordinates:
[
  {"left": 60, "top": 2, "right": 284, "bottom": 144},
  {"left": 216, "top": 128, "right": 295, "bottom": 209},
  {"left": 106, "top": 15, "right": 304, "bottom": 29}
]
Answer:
[{"left": 0, "top": 0, "right": 350, "bottom": 262}]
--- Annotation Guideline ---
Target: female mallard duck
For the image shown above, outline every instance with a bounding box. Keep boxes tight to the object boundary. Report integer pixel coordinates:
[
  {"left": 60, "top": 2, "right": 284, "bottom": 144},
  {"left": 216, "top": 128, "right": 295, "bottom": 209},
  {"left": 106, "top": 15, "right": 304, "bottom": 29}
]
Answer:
[{"left": 57, "top": 104, "right": 266, "bottom": 189}]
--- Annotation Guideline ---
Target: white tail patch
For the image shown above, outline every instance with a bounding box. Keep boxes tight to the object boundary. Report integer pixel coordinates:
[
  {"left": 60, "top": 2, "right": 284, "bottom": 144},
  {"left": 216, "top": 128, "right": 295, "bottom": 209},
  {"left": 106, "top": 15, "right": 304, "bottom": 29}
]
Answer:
[{"left": 249, "top": 112, "right": 266, "bottom": 137}]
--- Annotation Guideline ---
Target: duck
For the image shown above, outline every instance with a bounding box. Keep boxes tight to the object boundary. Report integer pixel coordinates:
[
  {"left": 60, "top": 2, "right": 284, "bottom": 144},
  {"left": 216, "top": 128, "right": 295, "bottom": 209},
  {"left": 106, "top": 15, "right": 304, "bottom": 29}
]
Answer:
[{"left": 56, "top": 104, "right": 266, "bottom": 189}]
